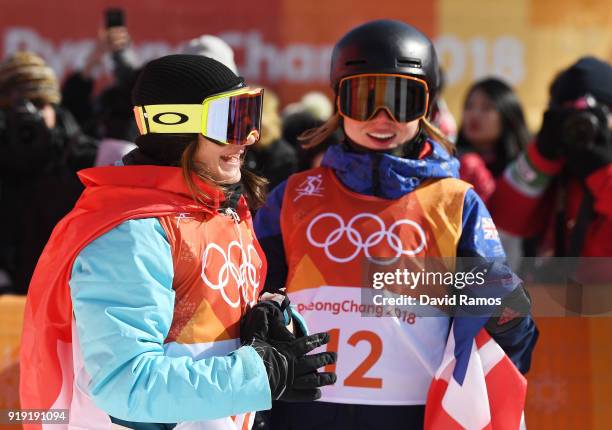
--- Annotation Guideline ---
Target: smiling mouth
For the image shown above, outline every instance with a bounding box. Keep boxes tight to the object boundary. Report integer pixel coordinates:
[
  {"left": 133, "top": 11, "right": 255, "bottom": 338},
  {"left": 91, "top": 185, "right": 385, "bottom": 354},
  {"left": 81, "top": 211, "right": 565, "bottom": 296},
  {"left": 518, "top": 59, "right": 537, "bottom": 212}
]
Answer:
[
  {"left": 220, "top": 154, "right": 242, "bottom": 163},
  {"left": 367, "top": 132, "right": 396, "bottom": 142}
]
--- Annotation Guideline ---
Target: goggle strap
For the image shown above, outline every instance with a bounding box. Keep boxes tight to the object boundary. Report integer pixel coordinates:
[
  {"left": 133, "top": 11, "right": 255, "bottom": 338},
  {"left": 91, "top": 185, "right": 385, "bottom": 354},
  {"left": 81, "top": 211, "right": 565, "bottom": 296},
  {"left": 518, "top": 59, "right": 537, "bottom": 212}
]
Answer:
[
  {"left": 133, "top": 106, "right": 148, "bottom": 135},
  {"left": 142, "top": 105, "right": 152, "bottom": 134}
]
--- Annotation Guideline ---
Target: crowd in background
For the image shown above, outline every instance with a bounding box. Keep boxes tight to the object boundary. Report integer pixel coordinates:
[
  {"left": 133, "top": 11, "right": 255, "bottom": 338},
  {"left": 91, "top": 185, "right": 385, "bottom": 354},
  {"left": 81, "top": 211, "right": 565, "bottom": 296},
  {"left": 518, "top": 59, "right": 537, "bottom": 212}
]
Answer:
[{"left": 0, "top": 25, "right": 611, "bottom": 295}]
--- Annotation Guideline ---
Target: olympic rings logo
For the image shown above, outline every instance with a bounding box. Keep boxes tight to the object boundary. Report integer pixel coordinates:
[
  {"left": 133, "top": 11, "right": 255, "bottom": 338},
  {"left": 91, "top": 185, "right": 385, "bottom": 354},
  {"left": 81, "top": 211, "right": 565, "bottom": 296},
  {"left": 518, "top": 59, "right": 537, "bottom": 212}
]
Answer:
[
  {"left": 306, "top": 212, "right": 427, "bottom": 264},
  {"left": 201, "top": 241, "right": 260, "bottom": 308}
]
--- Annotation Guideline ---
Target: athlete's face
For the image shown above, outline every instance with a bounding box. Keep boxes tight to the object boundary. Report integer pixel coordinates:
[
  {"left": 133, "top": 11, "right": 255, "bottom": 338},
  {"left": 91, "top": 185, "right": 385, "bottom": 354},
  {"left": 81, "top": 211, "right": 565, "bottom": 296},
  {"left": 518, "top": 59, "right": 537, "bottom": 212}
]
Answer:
[
  {"left": 194, "top": 135, "right": 246, "bottom": 184},
  {"left": 343, "top": 109, "right": 420, "bottom": 151}
]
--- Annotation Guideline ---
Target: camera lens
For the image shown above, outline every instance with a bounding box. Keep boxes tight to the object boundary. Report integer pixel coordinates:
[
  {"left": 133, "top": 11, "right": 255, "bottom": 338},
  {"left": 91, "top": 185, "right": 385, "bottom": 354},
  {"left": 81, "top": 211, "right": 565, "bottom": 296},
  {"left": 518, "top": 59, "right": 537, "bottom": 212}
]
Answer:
[{"left": 562, "top": 111, "right": 600, "bottom": 152}]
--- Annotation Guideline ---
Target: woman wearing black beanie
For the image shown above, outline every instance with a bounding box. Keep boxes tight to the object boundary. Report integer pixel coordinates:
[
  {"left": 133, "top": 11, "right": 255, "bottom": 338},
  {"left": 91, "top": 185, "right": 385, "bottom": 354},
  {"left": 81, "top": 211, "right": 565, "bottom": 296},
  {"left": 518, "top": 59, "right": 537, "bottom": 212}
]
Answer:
[{"left": 20, "top": 54, "right": 336, "bottom": 429}]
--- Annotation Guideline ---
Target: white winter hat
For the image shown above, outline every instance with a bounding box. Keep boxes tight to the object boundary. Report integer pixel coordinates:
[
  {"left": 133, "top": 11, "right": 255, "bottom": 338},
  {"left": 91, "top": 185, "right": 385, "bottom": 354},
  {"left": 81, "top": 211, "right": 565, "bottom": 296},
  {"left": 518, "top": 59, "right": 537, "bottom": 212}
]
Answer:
[{"left": 180, "top": 35, "right": 238, "bottom": 74}]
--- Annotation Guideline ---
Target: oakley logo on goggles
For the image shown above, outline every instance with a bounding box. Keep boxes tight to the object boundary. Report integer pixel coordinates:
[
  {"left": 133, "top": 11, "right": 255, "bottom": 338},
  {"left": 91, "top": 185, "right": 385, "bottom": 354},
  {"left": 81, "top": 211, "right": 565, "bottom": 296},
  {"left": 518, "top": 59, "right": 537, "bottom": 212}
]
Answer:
[
  {"left": 133, "top": 87, "right": 264, "bottom": 145},
  {"left": 338, "top": 74, "right": 429, "bottom": 123}
]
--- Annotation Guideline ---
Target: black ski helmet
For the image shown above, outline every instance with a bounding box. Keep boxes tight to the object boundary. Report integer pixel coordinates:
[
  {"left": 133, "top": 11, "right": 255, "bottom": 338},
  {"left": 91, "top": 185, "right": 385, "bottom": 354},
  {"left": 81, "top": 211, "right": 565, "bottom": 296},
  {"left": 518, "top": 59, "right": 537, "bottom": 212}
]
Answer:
[{"left": 330, "top": 20, "right": 440, "bottom": 112}]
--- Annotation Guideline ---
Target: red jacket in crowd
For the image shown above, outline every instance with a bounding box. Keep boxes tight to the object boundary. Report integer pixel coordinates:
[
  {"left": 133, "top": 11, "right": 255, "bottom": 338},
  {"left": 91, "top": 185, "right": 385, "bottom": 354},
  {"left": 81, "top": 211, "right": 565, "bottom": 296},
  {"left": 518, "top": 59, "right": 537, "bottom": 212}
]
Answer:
[{"left": 490, "top": 142, "right": 612, "bottom": 257}]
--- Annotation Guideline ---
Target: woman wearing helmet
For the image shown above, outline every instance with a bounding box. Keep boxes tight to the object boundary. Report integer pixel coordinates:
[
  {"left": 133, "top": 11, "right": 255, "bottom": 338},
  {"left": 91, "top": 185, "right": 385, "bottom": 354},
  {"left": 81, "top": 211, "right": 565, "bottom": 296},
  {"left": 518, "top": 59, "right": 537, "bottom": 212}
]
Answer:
[
  {"left": 20, "top": 54, "right": 335, "bottom": 429},
  {"left": 255, "top": 20, "right": 538, "bottom": 429}
]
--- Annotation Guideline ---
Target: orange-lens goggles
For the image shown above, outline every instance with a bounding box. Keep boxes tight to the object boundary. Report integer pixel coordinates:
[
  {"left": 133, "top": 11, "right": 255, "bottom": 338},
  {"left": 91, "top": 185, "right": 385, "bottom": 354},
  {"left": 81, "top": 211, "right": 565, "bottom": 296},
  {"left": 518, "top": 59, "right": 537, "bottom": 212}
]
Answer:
[{"left": 337, "top": 74, "right": 429, "bottom": 123}]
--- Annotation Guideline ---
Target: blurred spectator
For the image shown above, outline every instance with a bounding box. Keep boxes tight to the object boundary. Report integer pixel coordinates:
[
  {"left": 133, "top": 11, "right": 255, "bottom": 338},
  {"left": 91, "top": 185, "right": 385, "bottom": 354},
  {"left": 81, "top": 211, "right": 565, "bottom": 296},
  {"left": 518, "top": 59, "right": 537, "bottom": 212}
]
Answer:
[
  {"left": 491, "top": 57, "right": 612, "bottom": 259},
  {"left": 180, "top": 35, "right": 238, "bottom": 74},
  {"left": 62, "top": 26, "right": 139, "bottom": 136},
  {"left": 456, "top": 78, "right": 530, "bottom": 268},
  {"left": 244, "top": 88, "right": 297, "bottom": 190},
  {"left": 282, "top": 91, "right": 339, "bottom": 171},
  {"left": 282, "top": 91, "right": 333, "bottom": 122},
  {"left": 457, "top": 78, "right": 529, "bottom": 204},
  {"left": 282, "top": 110, "right": 341, "bottom": 171},
  {"left": 0, "top": 51, "right": 98, "bottom": 294},
  {"left": 282, "top": 111, "right": 321, "bottom": 149},
  {"left": 61, "top": 24, "right": 140, "bottom": 166},
  {"left": 93, "top": 77, "right": 138, "bottom": 166}
]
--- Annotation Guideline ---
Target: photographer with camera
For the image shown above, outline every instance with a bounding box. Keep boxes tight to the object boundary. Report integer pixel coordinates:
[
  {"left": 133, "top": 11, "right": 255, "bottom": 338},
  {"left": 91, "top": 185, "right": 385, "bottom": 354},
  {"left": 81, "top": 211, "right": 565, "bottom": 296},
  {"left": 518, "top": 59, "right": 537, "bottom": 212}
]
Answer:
[
  {"left": 491, "top": 56, "right": 612, "bottom": 258},
  {"left": 0, "top": 51, "right": 98, "bottom": 294}
]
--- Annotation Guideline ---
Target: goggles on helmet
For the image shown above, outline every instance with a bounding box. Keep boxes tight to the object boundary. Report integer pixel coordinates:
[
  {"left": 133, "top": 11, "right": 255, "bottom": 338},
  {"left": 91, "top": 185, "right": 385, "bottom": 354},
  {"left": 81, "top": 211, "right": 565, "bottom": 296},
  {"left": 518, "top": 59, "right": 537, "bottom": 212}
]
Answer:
[
  {"left": 133, "top": 87, "right": 264, "bottom": 145},
  {"left": 337, "top": 74, "right": 429, "bottom": 123}
]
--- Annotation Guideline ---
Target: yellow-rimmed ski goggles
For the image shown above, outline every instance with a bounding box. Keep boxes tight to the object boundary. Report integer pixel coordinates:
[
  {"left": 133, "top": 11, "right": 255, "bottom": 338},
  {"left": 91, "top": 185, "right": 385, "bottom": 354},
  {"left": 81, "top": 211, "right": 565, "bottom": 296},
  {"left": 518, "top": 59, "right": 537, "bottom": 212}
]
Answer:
[
  {"left": 337, "top": 74, "right": 429, "bottom": 123},
  {"left": 133, "top": 87, "right": 264, "bottom": 145}
]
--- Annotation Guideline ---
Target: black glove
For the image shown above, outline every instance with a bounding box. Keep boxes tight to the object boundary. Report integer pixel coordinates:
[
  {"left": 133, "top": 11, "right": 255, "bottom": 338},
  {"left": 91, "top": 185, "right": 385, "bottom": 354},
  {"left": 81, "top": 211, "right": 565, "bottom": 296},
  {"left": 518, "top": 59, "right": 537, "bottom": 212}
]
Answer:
[
  {"left": 455, "top": 259, "right": 531, "bottom": 334},
  {"left": 241, "top": 301, "right": 337, "bottom": 401},
  {"left": 247, "top": 333, "right": 336, "bottom": 401},
  {"left": 256, "top": 293, "right": 295, "bottom": 339},
  {"left": 536, "top": 107, "right": 573, "bottom": 161},
  {"left": 485, "top": 284, "right": 532, "bottom": 335}
]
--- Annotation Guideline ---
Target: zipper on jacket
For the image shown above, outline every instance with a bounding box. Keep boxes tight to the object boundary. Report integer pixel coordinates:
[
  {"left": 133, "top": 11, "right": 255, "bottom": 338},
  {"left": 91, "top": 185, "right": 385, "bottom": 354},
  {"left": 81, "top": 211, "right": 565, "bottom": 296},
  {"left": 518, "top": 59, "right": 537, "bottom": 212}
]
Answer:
[
  {"left": 372, "top": 152, "right": 382, "bottom": 197},
  {"left": 219, "top": 206, "right": 257, "bottom": 305},
  {"left": 221, "top": 207, "right": 241, "bottom": 223}
]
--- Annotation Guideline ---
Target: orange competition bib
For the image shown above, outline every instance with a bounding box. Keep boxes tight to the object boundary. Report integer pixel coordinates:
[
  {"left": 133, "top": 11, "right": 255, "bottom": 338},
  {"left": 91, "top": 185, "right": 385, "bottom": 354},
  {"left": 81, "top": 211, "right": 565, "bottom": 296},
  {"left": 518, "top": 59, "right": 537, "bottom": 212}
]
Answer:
[{"left": 281, "top": 167, "right": 469, "bottom": 405}]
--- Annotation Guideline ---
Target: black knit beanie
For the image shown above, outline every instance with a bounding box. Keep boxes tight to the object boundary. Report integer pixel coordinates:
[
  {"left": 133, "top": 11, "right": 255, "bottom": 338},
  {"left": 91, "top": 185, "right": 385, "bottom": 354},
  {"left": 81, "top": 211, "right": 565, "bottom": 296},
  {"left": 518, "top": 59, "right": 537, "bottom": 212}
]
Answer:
[
  {"left": 131, "top": 54, "right": 244, "bottom": 165},
  {"left": 550, "top": 56, "right": 612, "bottom": 107}
]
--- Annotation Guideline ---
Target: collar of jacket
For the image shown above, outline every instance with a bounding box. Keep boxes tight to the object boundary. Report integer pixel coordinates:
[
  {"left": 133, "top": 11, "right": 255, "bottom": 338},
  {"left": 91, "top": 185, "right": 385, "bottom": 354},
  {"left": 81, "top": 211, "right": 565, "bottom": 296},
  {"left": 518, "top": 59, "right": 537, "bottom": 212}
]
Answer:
[
  {"left": 77, "top": 165, "right": 249, "bottom": 218},
  {"left": 320, "top": 139, "right": 460, "bottom": 199}
]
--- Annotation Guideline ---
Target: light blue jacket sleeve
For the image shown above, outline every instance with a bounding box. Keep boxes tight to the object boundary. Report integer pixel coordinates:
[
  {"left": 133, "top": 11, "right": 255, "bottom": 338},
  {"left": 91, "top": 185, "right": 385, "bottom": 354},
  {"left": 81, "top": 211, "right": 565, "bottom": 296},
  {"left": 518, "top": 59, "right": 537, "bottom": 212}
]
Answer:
[{"left": 70, "top": 218, "right": 271, "bottom": 423}]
